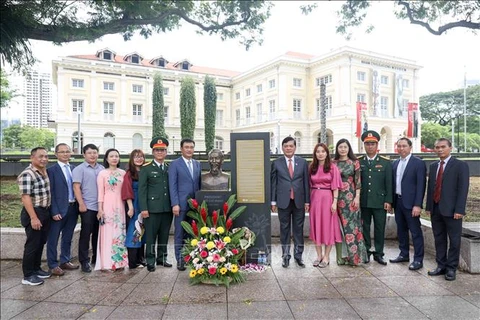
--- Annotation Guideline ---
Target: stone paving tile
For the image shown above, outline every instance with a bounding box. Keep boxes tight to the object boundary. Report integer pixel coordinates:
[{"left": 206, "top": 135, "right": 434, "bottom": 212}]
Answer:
[
  {"left": 0, "top": 261, "right": 21, "bottom": 272},
  {"left": 288, "top": 299, "right": 361, "bottom": 319},
  {"left": 163, "top": 302, "right": 227, "bottom": 319},
  {"left": 78, "top": 306, "right": 116, "bottom": 320},
  {"left": 228, "top": 300, "right": 293, "bottom": 319},
  {"left": 169, "top": 280, "right": 226, "bottom": 304},
  {"left": 0, "top": 265, "right": 25, "bottom": 278},
  {"left": 121, "top": 282, "right": 174, "bottom": 306},
  {"left": 278, "top": 276, "right": 341, "bottom": 300},
  {"left": 45, "top": 279, "right": 121, "bottom": 305},
  {"left": 82, "top": 269, "right": 140, "bottom": 283},
  {"left": 97, "top": 283, "right": 138, "bottom": 306},
  {"left": 426, "top": 272, "right": 480, "bottom": 296},
  {"left": 318, "top": 264, "right": 372, "bottom": 279},
  {"left": 404, "top": 295, "right": 480, "bottom": 320},
  {"left": 1, "top": 278, "right": 22, "bottom": 293},
  {"left": 347, "top": 297, "right": 429, "bottom": 319},
  {"left": 2, "top": 279, "right": 76, "bottom": 302},
  {"left": 0, "top": 299, "right": 37, "bottom": 320},
  {"left": 244, "top": 267, "right": 276, "bottom": 281},
  {"left": 140, "top": 268, "right": 178, "bottom": 284},
  {"left": 377, "top": 275, "right": 454, "bottom": 297},
  {"left": 362, "top": 260, "right": 425, "bottom": 277},
  {"left": 330, "top": 276, "right": 398, "bottom": 298},
  {"left": 106, "top": 305, "right": 166, "bottom": 319},
  {"left": 124, "top": 267, "right": 149, "bottom": 283},
  {"left": 272, "top": 263, "right": 325, "bottom": 279},
  {"left": 227, "top": 279, "right": 284, "bottom": 303},
  {"left": 11, "top": 301, "right": 93, "bottom": 319},
  {"left": 461, "top": 294, "right": 480, "bottom": 308}
]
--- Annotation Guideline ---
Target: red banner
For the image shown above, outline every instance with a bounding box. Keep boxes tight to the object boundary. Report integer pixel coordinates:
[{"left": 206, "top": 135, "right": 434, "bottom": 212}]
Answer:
[
  {"left": 407, "top": 103, "right": 419, "bottom": 138},
  {"left": 356, "top": 102, "right": 367, "bottom": 137}
]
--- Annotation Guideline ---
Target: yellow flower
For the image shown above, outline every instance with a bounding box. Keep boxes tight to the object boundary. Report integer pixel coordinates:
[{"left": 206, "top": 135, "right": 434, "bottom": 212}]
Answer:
[
  {"left": 223, "top": 236, "right": 231, "bottom": 243},
  {"left": 191, "top": 239, "right": 198, "bottom": 246},
  {"left": 220, "top": 267, "right": 228, "bottom": 275},
  {"left": 189, "top": 270, "right": 197, "bottom": 278},
  {"left": 197, "top": 268, "right": 205, "bottom": 275},
  {"left": 231, "top": 264, "right": 238, "bottom": 273},
  {"left": 206, "top": 241, "right": 215, "bottom": 250},
  {"left": 200, "top": 226, "right": 209, "bottom": 235},
  {"left": 216, "top": 226, "right": 225, "bottom": 234}
]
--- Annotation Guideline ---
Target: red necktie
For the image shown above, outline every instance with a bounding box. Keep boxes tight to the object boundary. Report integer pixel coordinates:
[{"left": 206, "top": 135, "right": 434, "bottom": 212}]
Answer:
[
  {"left": 433, "top": 160, "right": 444, "bottom": 203},
  {"left": 288, "top": 159, "right": 294, "bottom": 199}
]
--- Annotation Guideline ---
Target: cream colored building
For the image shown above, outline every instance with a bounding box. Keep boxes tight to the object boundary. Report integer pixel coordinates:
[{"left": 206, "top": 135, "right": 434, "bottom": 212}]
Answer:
[{"left": 51, "top": 46, "right": 422, "bottom": 154}]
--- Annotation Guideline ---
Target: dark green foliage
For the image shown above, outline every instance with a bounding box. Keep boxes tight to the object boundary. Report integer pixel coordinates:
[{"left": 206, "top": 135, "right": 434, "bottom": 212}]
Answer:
[
  {"left": 203, "top": 75, "right": 217, "bottom": 152},
  {"left": 180, "top": 77, "right": 196, "bottom": 140},
  {"left": 152, "top": 73, "right": 165, "bottom": 138}
]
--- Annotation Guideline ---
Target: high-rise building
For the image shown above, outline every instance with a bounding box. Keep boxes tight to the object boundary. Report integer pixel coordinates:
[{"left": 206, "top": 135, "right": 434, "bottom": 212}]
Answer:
[{"left": 23, "top": 70, "right": 53, "bottom": 128}]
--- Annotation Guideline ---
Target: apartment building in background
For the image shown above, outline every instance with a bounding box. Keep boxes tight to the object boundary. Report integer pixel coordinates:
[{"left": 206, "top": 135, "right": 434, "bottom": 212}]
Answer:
[
  {"left": 50, "top": 46, "right": 421, "bottom": 154},
  {"left": 23, "top": 70, "right": 53, "bottom": 128}
]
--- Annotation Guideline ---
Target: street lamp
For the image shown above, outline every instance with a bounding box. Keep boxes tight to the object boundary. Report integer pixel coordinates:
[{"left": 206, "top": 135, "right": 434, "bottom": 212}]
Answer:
[{"left": 171, "top": 135, "right": 176, "bottom": 154}]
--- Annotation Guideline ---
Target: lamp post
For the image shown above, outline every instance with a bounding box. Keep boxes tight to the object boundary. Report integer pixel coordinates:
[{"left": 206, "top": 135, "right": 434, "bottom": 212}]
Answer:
[{"left": 171, "top": 135, "right": 176, "bottom": 154}]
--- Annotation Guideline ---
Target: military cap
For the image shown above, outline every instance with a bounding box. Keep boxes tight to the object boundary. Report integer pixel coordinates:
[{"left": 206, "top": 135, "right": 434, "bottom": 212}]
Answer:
[
  {"left": 150, "top": 137, "right": 169, "bottom": 149},
  {"left": 361, "top": 130, "right": 381, "bottom": 143}
]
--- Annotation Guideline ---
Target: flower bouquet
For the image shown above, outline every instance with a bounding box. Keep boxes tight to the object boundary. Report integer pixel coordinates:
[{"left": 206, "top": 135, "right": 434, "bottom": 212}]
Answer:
[{"left": 181, "top": 194, "right": 256, "bottom": 286}]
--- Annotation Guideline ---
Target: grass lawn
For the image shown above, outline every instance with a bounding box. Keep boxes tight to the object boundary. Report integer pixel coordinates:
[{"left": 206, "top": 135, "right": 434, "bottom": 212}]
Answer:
[{"left": 1, "top": 176, "right": 479, "bottom": 227}]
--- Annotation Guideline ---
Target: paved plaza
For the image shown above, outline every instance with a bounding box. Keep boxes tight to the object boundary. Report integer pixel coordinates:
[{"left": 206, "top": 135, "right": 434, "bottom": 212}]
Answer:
[{"left": 1, "top": 239, "right": 479, "bottom": 319}]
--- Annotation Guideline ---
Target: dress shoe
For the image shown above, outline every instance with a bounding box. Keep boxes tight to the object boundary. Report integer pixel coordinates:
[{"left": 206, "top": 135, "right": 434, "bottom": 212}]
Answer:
[
  {"left": 147, "top": 264, "right": 156, "bottom": 272},
  {"left": 81, "top": 262, "right": 92, "bottom": 273},
  {"left": 408, "top": 261, "right": 423, "bottom": 271},
  {"left": 282, "top": 257, "right": 290, "bottom": 268},
  {"left": 177, "top": 261, "right": 186, "bottom": 271},
  {"left": 427, "top": 267, "right": 446, "bottom": 276},
  {"left": 49, "top": 266, "right": 65, "bottom": 276},
  {"left": 390, "top": 255, "right": 409, "bottom": 263},
  {"left": 374, "top": 256, "right": 387, "bottom": 265},
  {"left": 156, "top": 260, "right": 173, "bottom": 268},
  {"left": 294, "top": 258, "right": 305, "bottom": 268},
  {"left": 445, "top": 270, "right": 456, "bottom": 281},
  {"left": 60, "top": 262, "right": 80, "bottom": 270}
]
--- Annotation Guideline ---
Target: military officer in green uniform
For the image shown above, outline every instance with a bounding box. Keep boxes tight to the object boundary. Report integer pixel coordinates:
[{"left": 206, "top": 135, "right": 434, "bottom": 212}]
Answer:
[
  {"left": 139, "top": 137, "right": 173, "bottom": 272},
  {"left": 359, "top": 130, "right": 393, "bottom": 265}
]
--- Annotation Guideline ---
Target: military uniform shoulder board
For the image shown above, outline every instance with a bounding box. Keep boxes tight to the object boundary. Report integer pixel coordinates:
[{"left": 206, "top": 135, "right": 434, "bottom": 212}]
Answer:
[
  {"left": 379, "top": 155, "right": 390, "bottom": 160},
  {"left": 357, "top": 155, "right": 365, "bottom": 159},
  {"left": 143, "top": 161, "right": 152, "bottom": 166}
]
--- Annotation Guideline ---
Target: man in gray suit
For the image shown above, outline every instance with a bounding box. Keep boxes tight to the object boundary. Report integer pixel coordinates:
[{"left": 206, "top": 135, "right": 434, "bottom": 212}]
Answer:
[{"left": 271, "top": 137, "right": 310, "bottom": 268}]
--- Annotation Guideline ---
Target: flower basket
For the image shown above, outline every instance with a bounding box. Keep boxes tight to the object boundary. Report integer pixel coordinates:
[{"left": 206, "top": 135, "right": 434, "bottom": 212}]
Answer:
[{"left": 181, "top": 194, "right": 256, "bottom": 287}]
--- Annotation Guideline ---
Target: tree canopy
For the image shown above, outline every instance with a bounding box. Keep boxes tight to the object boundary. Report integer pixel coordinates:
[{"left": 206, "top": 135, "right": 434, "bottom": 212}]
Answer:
[
  {"left": 152, "top": 73, "right": 166, "bottom": 139},
  {"left": 203, "top": 75, "right": 217, "bottom": 153},
  {"left": 180, "top": 77, "right": 196, "bottom": 140},
  {"left": 1, "top": 124, "right": 55, "bottom": 150},
  {"left": 0, "top": 69, "right": 17, "bottom": 108},
  {"left": 301, "top": 1, "right": 480, "bottom": 40},
  {"left": 1, "top": 0, "right": 272, "bottom": 71}
]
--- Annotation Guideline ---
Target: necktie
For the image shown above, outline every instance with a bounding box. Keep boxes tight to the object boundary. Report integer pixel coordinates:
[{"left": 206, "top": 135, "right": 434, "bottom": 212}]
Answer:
[
  {"left": 160, "top": 164, "right": 164, "bottom": 172},
  {"left": 64, "top": 164, "right": 74, "bottom": 201},
  {"left": 433, "top": 160, "right": 445, "bottom": 203},
  {"left": 288, "top": 159, "right": 294, "bottom": 199},
  {"left": 188, "top": 160, "right": 193, "bottom": 178}
]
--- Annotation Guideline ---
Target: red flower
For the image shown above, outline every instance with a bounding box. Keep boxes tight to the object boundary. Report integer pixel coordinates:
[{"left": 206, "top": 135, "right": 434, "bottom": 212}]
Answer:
[
  {"left": 213, "top": 253, "right": 221, "bottom": 262},
  {"left": 226, "top": 218, "right": 233, "bottom": 230},
  {"left": 353, "top": 227, "right": 359, "bottom": 235},
  {"left": 208, "top": 266, "right": 217, "bottom": 275},
  {"left": 200, "top": 250, "right": 208, "bottom": 258},
  {"left": 338, "top": 200, "right": 346, "bottom": 208},
  {"left": 191, "top": 220, "right": 198, "bottom": 236},
  {"left": 201, "top": 208, "right": 207, "bottom": 223},
  {"left": 184, "top": 255, "right": 191, "bottom": 262},
  {"left": 351, "top": 245, "right": 358, "bottom": 254},
  {"left": 191, "top": 199, "right": 199, "bottom": 209},
  {"left": 223, "top": 202, "right": 229, "bottom": 217},
  {"left": 346, "top": 192, "right": 353, "bottom": 201},
  {"left": 215, "top": 240, "right": 225, "bottom": 250},
  {"left": 353, "top": 254, "right": 360, "bottom": 265},
  {"left": 212, "top": 210, "right": 218, "bottom": 227},
  {"left": 345, "top": 234, "right": 355, "bottom": 244},
  {"left": 342, "top": 216, "right": 348, "bottom": 227},
  {"left": 112, "top": 264, "right": 116, "bottom": 271},
  {"left": 356, "top": 232, "right": 363, "bottom": 241},
  {"left": 232, "top": 248, "right": 239, "bottom": 255}
]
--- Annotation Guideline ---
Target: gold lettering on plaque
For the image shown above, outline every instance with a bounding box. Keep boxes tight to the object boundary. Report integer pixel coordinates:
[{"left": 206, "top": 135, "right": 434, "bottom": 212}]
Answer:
[{"left": 236, "top": 140, "right": 265, "bottom": 203}]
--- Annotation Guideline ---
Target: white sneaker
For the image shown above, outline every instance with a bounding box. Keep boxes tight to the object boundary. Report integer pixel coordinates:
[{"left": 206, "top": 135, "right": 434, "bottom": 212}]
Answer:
[{"left": 22, "top": 275, "right": 44, "bottom": 286}]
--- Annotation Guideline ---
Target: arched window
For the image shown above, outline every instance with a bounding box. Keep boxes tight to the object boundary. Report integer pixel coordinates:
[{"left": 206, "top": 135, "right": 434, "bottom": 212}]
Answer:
[
  {"left": 214, "top": 136, "right": 224, "bottom": 150},
  {"left": 103, "top": 132, "right": 115, "bottom": 151},
  {"left": 294, "top": 131, "right": 302, "bottom": 148},
  {"left": 132, "top": 133, "right": 143, "bottom": 149},
  {"left": 71, "top": 131, "right": 84, "bottom": 154}
]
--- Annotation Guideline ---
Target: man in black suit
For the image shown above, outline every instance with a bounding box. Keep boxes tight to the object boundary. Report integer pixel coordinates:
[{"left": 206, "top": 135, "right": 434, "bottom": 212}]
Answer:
[
  {"left": 426, "top": 138, "right": 469, "bottom": 281},
  {"left": 389, "top": 138, "right": 426, "bottom": 271},
  {"left": 271, "top": 137, "right": 310, "bottom": 268}
]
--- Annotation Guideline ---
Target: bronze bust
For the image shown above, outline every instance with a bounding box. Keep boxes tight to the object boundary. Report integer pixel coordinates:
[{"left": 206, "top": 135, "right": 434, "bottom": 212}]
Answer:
[{"left": 201, "top": 148, "right": 230, "bottom": 191}]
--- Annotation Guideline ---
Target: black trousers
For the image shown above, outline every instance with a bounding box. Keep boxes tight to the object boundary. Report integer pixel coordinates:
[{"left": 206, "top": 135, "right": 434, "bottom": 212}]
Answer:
[
  {"left": 22, "top": 207, "right": 51, "bottom": 277},
  {"left": 78, "top": 209, "right": 99, "bottom": 264},
  {"left": 278, "top": 199, "right": 305, "bottom": 260},
  {"left": 431, "top": 203, "right": 462, "bottom": 271},
  {"left": 394, "top": 196, "right": 424, "bottom": 262}
]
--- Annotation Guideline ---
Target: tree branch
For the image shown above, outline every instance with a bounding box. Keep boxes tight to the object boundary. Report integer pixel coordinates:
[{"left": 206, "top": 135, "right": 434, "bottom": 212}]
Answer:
[{"left": 398, "top": 0, "right": 480, "bottom": 35}]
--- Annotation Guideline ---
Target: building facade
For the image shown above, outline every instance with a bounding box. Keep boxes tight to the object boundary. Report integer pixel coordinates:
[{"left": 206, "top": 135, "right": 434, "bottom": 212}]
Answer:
[
  {"left": 51, "top": 47, "right": 422, "bottom": 154},
  {"left": 23, "top": 70, "right": 53, "bottom": 128}
]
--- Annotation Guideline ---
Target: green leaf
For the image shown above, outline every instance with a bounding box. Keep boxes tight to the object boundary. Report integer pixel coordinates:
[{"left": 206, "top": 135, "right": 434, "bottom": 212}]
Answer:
[{"left": 181, "top": 221, "right": 196, "bottom": 238}]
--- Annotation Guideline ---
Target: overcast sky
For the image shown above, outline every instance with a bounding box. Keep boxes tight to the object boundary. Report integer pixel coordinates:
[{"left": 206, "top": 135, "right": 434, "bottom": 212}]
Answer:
[{"left": 4, "top": 1, "right": 480, "bottom": 119}]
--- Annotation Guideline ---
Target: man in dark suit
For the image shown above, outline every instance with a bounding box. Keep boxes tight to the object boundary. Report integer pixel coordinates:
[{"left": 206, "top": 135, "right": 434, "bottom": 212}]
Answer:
[
  {"left": 168, "top": 138, "right": 201, "bottom": 271},
  {"left": 426, "top": 138, "right": 469, "bottom": 281},
  {"left": 389, "top": 138, "right": 426, "bottom": 271},
  {"left": 359, "top": 130, "right": 392, "bottom": 265},
  {"left": 46, "top": 143, "right": 80, "bottom": 276},
  {"left": 271, "top": 137, "right": 310, "bottom": 268},
  {"left": 139, "top": 137, "right": 173, "bottom": 272}
]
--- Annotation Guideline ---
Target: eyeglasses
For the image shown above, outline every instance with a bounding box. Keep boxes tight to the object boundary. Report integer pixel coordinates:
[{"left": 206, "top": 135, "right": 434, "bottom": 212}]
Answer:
[{"left": 57, "top": 151, "right": 72, "bottom": 154}]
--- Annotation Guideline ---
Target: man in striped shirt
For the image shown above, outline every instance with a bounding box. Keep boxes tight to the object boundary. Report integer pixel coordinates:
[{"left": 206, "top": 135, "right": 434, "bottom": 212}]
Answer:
[{"left": 18, "top": 147, "right": 52, "bottom": 286}]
